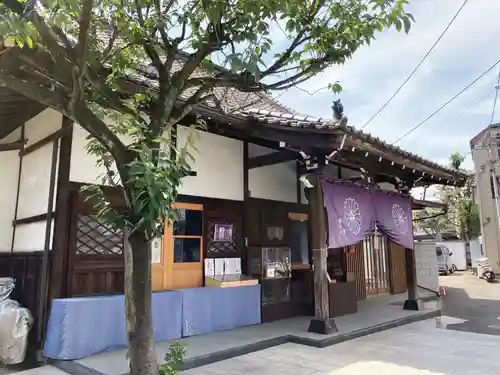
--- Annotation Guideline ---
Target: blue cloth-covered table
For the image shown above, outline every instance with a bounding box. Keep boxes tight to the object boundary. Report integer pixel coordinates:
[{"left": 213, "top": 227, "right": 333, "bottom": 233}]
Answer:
[
  {"left": 180, "top": 285, "right": 261, "bottom": 337},
  {"left": 43, "top": 290, "right": 182, "bottom": 360}
]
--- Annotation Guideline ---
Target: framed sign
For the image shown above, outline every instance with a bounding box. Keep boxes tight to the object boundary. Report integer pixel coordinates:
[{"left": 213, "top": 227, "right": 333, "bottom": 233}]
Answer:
[
  {"left": 214, "top": 223, "right": 234, "bottom": 242},
  {"left": 150, "top": 237, "right": 162, "bottom": 264}
]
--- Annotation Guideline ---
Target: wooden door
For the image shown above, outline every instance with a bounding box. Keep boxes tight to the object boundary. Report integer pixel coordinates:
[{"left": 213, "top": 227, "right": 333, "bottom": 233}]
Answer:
[
  {"left": 67, "top": 191, "right": 125, "bottom": 297},
  {"left": 152, "top": 202, "right": 204, "bottom": 290},
  {"left": 363, "top": 233, "right": 390, "bottom": 296}
]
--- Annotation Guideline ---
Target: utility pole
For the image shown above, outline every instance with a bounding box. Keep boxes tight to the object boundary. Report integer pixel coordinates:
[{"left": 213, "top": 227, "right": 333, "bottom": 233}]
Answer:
[
  {"left": 487, "top": 127, "right": 500, "bottom": 267},
  {"left": 490, "top": 83, "right": 500, "bottom": 229}
]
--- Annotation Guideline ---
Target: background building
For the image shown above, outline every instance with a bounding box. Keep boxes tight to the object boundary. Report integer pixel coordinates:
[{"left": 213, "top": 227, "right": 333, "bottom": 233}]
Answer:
[{"left": 470, "top": 122, "right": 500, "bottom": 273}]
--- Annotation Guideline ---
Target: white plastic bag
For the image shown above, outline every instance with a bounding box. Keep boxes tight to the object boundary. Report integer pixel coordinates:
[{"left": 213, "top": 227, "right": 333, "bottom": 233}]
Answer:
[
  {"left": 0, "top": 278, "right": 14, "bottom": 302},
  {"left": 0, "top": 278, "right": 33, "bottom": 365}
]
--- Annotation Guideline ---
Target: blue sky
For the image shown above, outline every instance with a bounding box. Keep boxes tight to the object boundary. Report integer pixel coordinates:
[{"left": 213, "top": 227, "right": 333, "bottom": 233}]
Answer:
[{"left": 275, "top": 0, "right": 500, "bottom": 171}]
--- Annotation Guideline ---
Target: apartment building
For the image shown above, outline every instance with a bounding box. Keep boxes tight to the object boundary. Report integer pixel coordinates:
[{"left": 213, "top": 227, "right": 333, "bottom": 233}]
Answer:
[{"left": 470, "top": 122, "right": 500, "bottom": 273}]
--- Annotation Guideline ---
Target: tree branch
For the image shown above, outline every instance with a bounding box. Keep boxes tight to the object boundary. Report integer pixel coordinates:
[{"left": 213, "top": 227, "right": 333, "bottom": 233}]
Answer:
[
  {"left": 71, "top": 102, "right": 129, "bottom": 167},
  {"left": 101, "top": 26, "right": 119, "bottom": 63},
  {"left": 168, "top": 86, "right": 213, "bottom": 126},
  {"left": 70, "top": 0, "right": 93, "bottom": 112},
  {"left": 3, "top": 0, "right": 73, "bottom": 70},
  {"left": 261, "top": 0, "right": 325, "bottom": 77},
  {"left": 134, "top": 0, "right": 163, "bottom": 71}
]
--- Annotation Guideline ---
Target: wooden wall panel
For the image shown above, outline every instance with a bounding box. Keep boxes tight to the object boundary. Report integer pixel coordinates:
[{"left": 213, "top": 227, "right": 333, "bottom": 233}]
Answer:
[
  {"left": 346, "top": 242, "right": 366, "bottom": 301},
  {"left": 389, "top": 240, "right": 407, "bottom": 295},
  {"left": 70, "top": 256, "right": 125, "bottom": 296}
]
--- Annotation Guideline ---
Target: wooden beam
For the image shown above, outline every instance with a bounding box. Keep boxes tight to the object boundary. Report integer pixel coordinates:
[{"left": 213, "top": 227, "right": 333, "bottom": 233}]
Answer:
[
  {"left": 13, "top": 212, "right": 56, "bottom": 226},
  {"left": 248, "top": 150, "right": 297, "bottom": 169},
  {"left": 0, "top": 139, "right": 25, "bottom": 152},
  {"left": 296, "top": 160, "right": 301, "bottom": 204},
  {"left": 333, "top": 152, "right": 420, "bottom": 187},
  {"left": 21, "top": 127, "right": 66, "bottom": 156},
  {"left": 307, "top": 174, "right": 337, "bottom": 334},
  {"left": 248, "top": 122, "right": 342, "bottom": 150}
]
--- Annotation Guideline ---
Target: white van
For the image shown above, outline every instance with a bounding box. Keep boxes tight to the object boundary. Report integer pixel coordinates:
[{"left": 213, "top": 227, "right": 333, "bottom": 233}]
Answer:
[{"left": 436, "top": 245, "right": 454, "bottom": 275}]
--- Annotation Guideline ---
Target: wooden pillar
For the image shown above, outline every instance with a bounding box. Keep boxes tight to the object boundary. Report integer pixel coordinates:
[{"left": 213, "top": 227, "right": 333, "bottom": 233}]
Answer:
[
  {"left": 242, "top": 141, "right": 250, "bottom": 272},
  {"left": 403, "top": 247, "right": 419, "bottom": 310},
  {"left": 50, "top": 118, "right": 74, "bottom": 300},
  {"left": 307, "top": 174, "right": 337, "bottom": 334}
]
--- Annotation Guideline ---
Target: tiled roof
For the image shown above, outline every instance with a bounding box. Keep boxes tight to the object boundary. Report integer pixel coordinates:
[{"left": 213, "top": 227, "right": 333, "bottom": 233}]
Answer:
[
  {"left": 111, "top": 43, "right": 463, "bottom": 183},
  {"left": 123, "top": 59, "right": 293, "bottom": 114},
  {"left": 239, "top": 108, "right": 465, "bottom": 180}
]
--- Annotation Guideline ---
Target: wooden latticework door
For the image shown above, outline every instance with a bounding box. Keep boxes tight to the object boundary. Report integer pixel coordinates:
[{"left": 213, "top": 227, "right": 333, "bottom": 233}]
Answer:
[
  {"left": 346, "top": 242, "right": 366, "bottom": 301},
  {"left": 363, "top": 233, "right": 390, "bottom": 296},
  {"left": 388, "top": 240, "right": 407, "bottom": 294},
  {"left": 66, "top": 191, "right": 125, "bottom": 296}
]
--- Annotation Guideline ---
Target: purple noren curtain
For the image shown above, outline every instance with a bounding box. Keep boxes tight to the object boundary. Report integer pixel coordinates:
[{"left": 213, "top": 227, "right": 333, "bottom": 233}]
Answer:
[
  {"left": 322, "top": 180, "right": 375, "bottom": 249},
  {"left": 372, "top": 188, "right": 414, "bottom": 249}
]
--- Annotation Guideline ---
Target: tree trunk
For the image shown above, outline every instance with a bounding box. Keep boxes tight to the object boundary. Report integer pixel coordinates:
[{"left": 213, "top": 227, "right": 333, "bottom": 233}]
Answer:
[{"left": 124, "top": 230, "right": 158, "bottom": 375}]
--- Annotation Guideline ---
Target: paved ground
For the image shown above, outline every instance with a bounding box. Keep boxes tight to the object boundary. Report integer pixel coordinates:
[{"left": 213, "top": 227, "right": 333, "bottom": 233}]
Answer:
[
  {"left": 182, "top": 319, "right": 500, "bottom": 375},
  {"left": 3, "top": 272, "right": 499, "bottom": 375},
  {"left": 0, "top": 366, "right": 66, "bottom": 375},
  {"left": 440, "top": 271, "right": 500, "bottom": 336}
]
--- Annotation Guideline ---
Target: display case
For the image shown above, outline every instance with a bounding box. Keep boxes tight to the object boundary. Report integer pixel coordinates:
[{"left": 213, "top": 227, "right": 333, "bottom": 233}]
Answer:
[
  {"left": 247, "top": 247, "right": 291, "bottom": 279},
  {"left": 247, "top": 247, "right": 292, "bottom": 307}
]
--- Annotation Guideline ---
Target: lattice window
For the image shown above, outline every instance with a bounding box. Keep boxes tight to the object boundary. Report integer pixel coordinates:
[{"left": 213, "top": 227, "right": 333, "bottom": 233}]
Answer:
[
  {"left": 206, "top": 220, "right": 237, "bottom": 255},
  {"left": 76, "top": 214, "right": 124, "bottom": 255}
]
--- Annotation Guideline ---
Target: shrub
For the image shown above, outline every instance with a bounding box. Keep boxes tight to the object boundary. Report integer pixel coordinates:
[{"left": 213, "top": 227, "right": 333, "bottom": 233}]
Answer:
[{"left": 159, "top": 343, "right": 186, "bottom": 375}]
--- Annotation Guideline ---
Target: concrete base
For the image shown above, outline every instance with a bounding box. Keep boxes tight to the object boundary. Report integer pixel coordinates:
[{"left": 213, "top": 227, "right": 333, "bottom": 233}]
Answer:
[
  {"left": 403, "top": 299, "right": 420, "bottom": 311},
  {"left": 307, "top": 318, "right": 338, "bottom": 334}
]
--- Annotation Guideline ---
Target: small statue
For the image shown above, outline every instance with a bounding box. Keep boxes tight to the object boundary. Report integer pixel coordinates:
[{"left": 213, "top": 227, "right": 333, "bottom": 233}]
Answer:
[
  {"left": 332, "top": 99, "right": 348, "bottom": 126},
  {"left": 332, "top": 99, "right": 344, "bottom": 120}
]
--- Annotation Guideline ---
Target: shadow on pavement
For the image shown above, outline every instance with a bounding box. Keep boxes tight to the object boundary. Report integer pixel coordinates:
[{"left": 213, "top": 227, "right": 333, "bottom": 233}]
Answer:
[{"left": 441, "top": 286, "right": 500, "bottom": 336}]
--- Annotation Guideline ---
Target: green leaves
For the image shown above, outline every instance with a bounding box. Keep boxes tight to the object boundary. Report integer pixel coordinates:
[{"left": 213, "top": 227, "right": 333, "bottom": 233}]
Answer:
[
  {"left": 159, "top": 342, "right": 186, "bottom": 375},
  {"left": 0, "top": 0, "right": 416, "bottom": 243}
]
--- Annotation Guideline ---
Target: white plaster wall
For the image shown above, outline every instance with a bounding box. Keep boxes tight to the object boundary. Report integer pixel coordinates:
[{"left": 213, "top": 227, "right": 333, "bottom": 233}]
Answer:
[
  {"left": 414, "top": 241, "right": 439, "bottom": 294},
  {"left": 14, "top": 222, "right": 54, "bottom": 252},
  {"left": 14, "top": 108, "right": 62, "bottom": 252},
  {"left": 177, "top": 126, "right": 244, "bottom": 200},
  {"left": 70, "top": 125, "right": 245, "bottom": 201},
  {"left": 0, "top": 150, "right": 19, "bottom": 251},
  {"left": 70, "top": 123, "right": 131, "bottom": 185},
  {"left": 248, "top": 144, "right": 298, "bottom": 203},
  {"left": 70, "top": 125, "right": 319, "bottom": 204}
]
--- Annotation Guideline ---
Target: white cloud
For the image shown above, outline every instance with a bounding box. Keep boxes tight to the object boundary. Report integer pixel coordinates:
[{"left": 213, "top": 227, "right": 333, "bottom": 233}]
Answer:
[{"left": 277, "top": 0, "right": 500, "bottom": 168}]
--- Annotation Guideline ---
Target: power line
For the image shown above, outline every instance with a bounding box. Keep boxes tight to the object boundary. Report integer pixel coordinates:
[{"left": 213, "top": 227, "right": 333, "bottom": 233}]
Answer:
[
  {"left": 361, "top": 0, "right": 470, "bottom": 130},
  {"left": 439, "top": 87, "right": 495, "bottom": 125},
  {"left": 392, "top": 57, "right": 500, "bottom": 145},
  {"left": 458, "top": 87, "right": 498, "bottom": 159}
]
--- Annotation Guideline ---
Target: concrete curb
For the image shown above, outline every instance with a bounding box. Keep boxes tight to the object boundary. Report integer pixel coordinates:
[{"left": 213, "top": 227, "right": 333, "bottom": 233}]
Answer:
[{"left": 50, "top": 309, "right": 441, "bottom": 375}]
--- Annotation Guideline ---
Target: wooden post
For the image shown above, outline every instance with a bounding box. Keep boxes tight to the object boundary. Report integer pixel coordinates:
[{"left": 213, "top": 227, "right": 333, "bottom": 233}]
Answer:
[
  {"left": 307, "top": 174, "right": 337, "bottom": 334},
  {"left": 403, "top": 247, "right": 419, "bottom": 310}
]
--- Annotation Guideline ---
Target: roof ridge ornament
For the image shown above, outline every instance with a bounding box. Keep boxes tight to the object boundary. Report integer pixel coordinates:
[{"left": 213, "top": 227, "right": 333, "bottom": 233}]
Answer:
[{"left": 332, "top": 99, "right": 348, "bottom": 127}]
